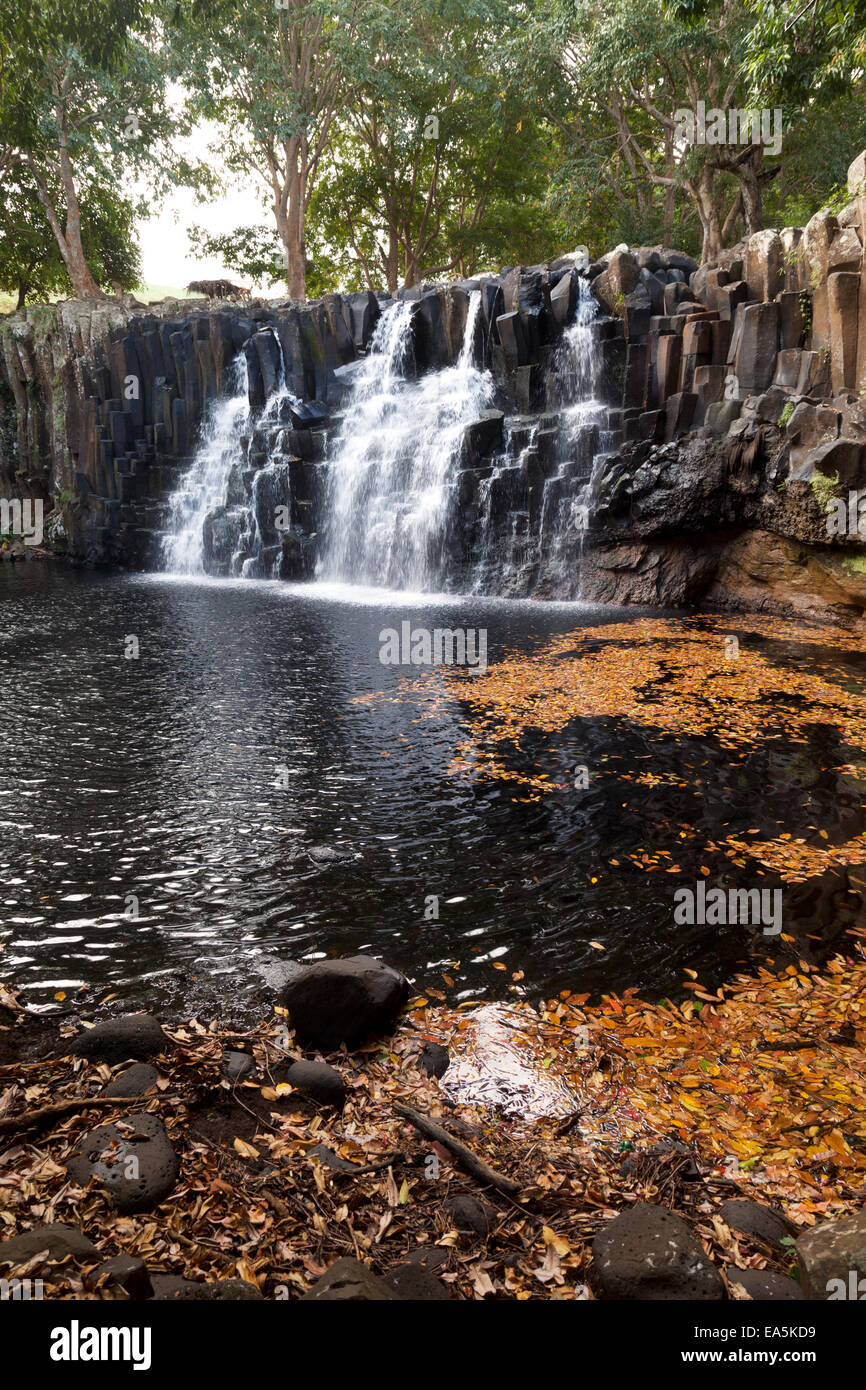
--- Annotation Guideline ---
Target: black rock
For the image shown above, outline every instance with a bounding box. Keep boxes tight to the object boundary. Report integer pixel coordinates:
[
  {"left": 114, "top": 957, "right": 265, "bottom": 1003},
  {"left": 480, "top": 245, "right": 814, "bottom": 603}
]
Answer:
[
  {"left": 418, "top": 1041, "right": 450, "bottom": 1079},
  {"left": 719, "top": 1199, "right": 797, "bottom": 1250},
  {"left": 592, "top": 1203, "right": 726, "bottom": 1300},
  {"left": 277, "top": 954, "right": 410, "bottom": 1051},
  {"left": 282, "top": 1060, "right": 346, "bottom": 1107},
  {"left": 91, "top": 1255, "right": 153, "bottom": 1300},
  {"left": 150, "top": 1274, "right": 263, "bottom": 1300},
  {"left": 443, "top": 1195, "right": 497, "bottom": 1236},
  {"left": 405, "top": 1246, "right": 450, "bottom": 1270},
  {"left": 103, "top": 1062, "right": 158, "bottom": 1098},
  {"left": 223, "top": 1051, "right": 256, "bottom": 1083},
  {"left": 67, "top": 1014, "right": 167, "bottom": 1064},
  {"left": 66, "top": 1112, "right": 180, "bottom": 1214},
  {"left": 0, "top": 1223, "right": 98, "bottom": 1266},
  {"left": 725, "top": 1267, "right": 804, "bottom": 1300},
  {"left": 300, "top": 1257, "right": 399, "bottom": 1301},
  {"left": 307, "top": 1144, "right": 359, "bottom": 1173},
  {"left": 383, "top": 1262, "right": 452, "bottom": 1300},
  {"left": 620, "top": 1136, "right": 701, "bottom": 1180}
]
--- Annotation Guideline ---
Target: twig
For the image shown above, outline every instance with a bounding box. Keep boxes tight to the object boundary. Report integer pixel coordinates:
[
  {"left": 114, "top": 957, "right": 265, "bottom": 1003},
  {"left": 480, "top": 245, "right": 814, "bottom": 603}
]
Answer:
[
  {"left": 0, "top": 1094, "right": 145, "bottom": 1135},
  {"left": 394, "top": 1103, "right": 522, "bottom": 1197}
]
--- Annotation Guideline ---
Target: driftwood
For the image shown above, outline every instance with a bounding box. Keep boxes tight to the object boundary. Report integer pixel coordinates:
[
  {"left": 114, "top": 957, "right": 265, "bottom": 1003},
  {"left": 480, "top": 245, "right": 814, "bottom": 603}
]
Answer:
[
  {"left": 0, "top": 1093, "right": 145, "bottom": 1135},
  {"left": 394, "top": 1103, "right": 522, "bottom": 1197}
]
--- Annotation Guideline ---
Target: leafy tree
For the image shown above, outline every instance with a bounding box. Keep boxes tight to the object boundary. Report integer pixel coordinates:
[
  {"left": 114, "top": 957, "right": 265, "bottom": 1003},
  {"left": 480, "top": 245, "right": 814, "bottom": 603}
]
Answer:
[
  {"left": 0, "top": 0, "right": 186, "bottom": 297},
  {"left": 0, "top": 173, "right": 141, "bottom": 307},
  {"left": 187, "top": 222, "right": 289, "bottom": 292}
]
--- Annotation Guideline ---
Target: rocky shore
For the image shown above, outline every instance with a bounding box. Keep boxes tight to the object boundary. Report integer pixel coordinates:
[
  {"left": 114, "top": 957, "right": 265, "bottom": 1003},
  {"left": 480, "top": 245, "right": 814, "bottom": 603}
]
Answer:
[{"left": 2, "top": 946, "right": 864, "bottom": 1301}]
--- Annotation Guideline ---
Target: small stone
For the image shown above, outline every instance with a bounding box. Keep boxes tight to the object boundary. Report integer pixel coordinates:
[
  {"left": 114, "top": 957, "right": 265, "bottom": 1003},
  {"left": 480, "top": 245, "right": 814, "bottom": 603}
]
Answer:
[
  {"left": 300, "top": 1257, "right": 398, "bottom": 1301},
  {"left": 281, "top": 1060, "right": 346, "bottom": 1107},
  {"left": 726, "top": 1267, "right": 804, "bottom": 1301},
  {"left": 90, "top": 1255, "right": 153, "bottom": 1300},
  {"left": 307, "top": 1144, "right": 359, "bottom": 1173},
  {"left": 443, "top": 1195, "right": 497, "bottom": 1236},
  {"left": 67, "top": 1015, "right": 167, "bottom": 1064},
  {"left": 593, "top": 1203, "right": 725, "bottom": 1300},
  {"left": 719, "top": 1199, "right": 797, "bottom": 1250},
  {"left": 66, "top": 1112, "right": 180, "bottom": 1214},
  {"left": 418, "top": 1042, "right": 450, "bottom": 1079},
  {"left": 223, "top": 1051, "right": 255, "bottom": 1083},
  {"left": 103, "top": 1063, "right": 158, "bottom": 1098},
  {"left": 150, "top": 1274, "right": 263, "bottom": 1300},
  {"left": 0, "top": 1223, "right": 98, "bottom": 1266},
  {"left": 383, "top": 1262, "right": 452, "bottom": 1300}
]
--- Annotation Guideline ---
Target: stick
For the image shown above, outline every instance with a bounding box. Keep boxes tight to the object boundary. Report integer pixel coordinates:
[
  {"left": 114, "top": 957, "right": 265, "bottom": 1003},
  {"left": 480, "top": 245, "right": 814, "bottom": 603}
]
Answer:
[
  {"left": 0, "top": 1094, "right": 145, "bottom": 1135},
  {"left": 394, "top": 1103, "right": 522, "bottom": 1197}
]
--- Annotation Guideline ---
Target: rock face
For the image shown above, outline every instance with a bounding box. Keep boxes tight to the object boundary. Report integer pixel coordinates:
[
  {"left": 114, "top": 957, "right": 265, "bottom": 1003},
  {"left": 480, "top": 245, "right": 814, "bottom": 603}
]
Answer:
[
  {"left": 66, "top": 1111, "right": 180, "bottom": 1213},
  {"left": 795, "top": 1210, "right": 866, "bottom": 1299},
  {"left": 66, "top": 1014, "right": 167, "bottom": 1064},
  {"left": 277, "top": 954, "right": 409, "bottom": 1051},
  {"left": 592, "top": 1203, "right": 726, "bottom": 1300}
]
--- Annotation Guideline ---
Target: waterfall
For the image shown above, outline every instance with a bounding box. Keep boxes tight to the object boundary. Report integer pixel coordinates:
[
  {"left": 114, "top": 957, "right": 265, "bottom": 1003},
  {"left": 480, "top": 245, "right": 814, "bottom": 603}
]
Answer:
[
  {"left": 316, "top": 291, "right": 493, "bottom": 590},
  {"left": 161, "top": 355, "right": 250, "bottom": 575}
]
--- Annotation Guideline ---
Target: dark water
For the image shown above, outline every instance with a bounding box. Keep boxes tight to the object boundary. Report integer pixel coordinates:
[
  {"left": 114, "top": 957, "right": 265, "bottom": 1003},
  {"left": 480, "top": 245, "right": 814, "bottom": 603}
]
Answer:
[{"left": 1, "top": 564, "right": 864, "bottom": 1019}]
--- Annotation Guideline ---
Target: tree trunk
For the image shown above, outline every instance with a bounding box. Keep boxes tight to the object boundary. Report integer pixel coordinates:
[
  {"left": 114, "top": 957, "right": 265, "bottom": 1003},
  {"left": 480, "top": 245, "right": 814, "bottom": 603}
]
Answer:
[
  {"left": 16, "top": 280, "right": 26, "bottom": 309},
  {"left": 25, "top": 157, "right": 102, "bottom": 299}
]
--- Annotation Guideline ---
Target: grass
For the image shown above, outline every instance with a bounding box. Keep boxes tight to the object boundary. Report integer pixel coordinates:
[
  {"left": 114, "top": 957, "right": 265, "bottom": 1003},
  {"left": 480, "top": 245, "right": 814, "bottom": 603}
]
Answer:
[{"left": 0, "top": 282, "right": 193, "bottom": 314}]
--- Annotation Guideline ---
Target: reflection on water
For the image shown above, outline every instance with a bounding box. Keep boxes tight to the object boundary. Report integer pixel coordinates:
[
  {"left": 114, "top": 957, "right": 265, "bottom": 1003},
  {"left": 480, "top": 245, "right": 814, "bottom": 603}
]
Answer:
[{"left": 0, "top": 565, "right": 863, "bottom": 1019}]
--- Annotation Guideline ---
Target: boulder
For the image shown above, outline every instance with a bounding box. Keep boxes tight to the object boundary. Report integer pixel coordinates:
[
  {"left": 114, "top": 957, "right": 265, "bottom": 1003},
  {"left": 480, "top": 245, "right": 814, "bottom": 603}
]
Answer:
[
  {"left": 277, "top": 954, "right": 410, "bottom": 1050},
  {"left": 418, "top": 1041, "right": 450, "bottom": 1079},
  {"left": 443, "top": 1194, "right": 497, "bottom": 1235},
  {"left": 90, "top": 1255, "right": 153, "bottom": 1300},
  {"left": 592, "top": 1203, "right": 725, "bottom": 1300},
  {"left": 0, "top": 1223, "right": 98, "bottom": 1267},
  {"left": 593, "top": 250, "right": 640, "bottom": 315},
  {"left": 103, "top": 1063, "right": 158, "bottom": 1098},
  {"left": 726, "top": 1268, "right": 804, "bottom": 1301},
  {"left": 828, "top": 227, "right": 862, "bottom": 274},
  {"left": 382, "top": 1262, "right": 452, "bottom": 1300},
  {"left": 795, "top": 1209, "right": 866, "bottom": 1300},
  {"left": 785, "top": 400, "right": 840, "bottom": 473},
  {"left": 281, "top": 1060, "right": 346, "bottom": 1108},
  {"left": 223, "top": 1050, "right": 256, "bottom": 1083},
  {"left": 718, "top": 1199, "right": 797, "bottom": 1249},
  {"left": 67, "top": 1014, "right": 167, "bottom": 1064},
  {"left": 300, "top": 1257, "right": 399, "bottom": 1301},
  {"left": 66, "top": 1112, "right": 180, "bottom": 1214}
]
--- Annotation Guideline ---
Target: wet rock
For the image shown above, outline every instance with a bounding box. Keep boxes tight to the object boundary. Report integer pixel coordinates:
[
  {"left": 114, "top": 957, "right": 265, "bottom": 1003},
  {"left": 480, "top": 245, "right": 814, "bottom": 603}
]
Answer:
[
  {"left": 726, "top": 1267, "right": 804, "bottom": 1300},
  {"left": 223, "top": 1051, "right": 255, "bottom": 1083},
  {"left": 281, "top": 1060, "right": 346, "bottom": 1107},
  {"left": 444, "top": 1194, "right": 497, "bottom": 1236},
  {"left": 103, "top": 1062, "right": 158, "bottom": 1098},
  {"left": 67, "top": 1014, "right": 167, "bottom": 1064},
  {"left": 383, "top": 1262, "right": 452, "bottom": 1300},
  {"left": 795, "top": 1209, "right": 866, "bottom": 1299},
  {"left": 66, "top": 1112, "right": 180, "bottom": 1214},
  {"left": 300, "top": 1257, "right": 399, "bottom": 1301},
  {"left": 150, "top": 1274, "right": 263, "bottom": 1300},
  {"left": 0, "top": 1223, "right": 98, "bottom": 1266},
  {"left": 418, "top": 1041, "right": 450, "bottom": 1079},
  {"left": 277, "top": 954, "right": 410, "bottom": 1050},
  {"left": 592, "top": 1203, "right": 725, "bottom": 1300},
  {"left": 90, "top": 1255, "right": 153, "bottom": 1300},
  {"left": 718, "top": 1199, "right": 797, "bottom": 1249}
]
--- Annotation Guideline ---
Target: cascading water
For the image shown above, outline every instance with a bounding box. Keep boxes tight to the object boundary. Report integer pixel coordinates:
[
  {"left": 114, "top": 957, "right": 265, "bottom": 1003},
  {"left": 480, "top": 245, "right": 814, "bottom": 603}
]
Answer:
[{"left": 316, "top": 291, "right": 493, "bottom": 590}]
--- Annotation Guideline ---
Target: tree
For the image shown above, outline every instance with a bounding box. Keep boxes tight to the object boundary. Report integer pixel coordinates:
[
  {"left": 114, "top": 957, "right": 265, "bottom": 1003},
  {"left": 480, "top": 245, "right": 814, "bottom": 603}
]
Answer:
[
  {"left": 0, "top": 173, "right": 141, "bottom": 307},
  {"left": 0, "top": 0, "right": 184, "bottom": 298},
  {"left": 187, "top": 222, "right": 289, "bottom": 293}
]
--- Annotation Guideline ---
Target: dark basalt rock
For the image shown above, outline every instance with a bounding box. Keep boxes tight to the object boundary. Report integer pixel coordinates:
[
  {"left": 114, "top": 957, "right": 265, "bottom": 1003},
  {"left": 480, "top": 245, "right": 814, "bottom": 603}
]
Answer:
[
  {"left": 418, "top": 1041, "right": 450, "bottom": 1079},
  {"left": 66, "top": 1014, "right": 167, "bottom": 1064},
  {"left": 102, "top": 1062, "right": 159, "bottom": 1097},
  {"left": 66, "top": 1111, "right": 180, "bottom": 1214},
  {"left": 718, "top": 1199, "right": 798, "bottom": 1249},
  {"left": 90, "top": 1255, "right": 154, "bottom": 1300},
  {"left": 592, "top": 1203, "right": 726, "bottom": 1300},
  {"left": 0, "top": 1223, "right": 98, "bottom": 1266},
  {"left": 281, "top": 1059, "right": 346, "bottom": 1107},
  {"left": 383, "top": 1262, "right": 452, "bottom": 1300},
  {"left": 443, "top": 1194, "right": 497, "bottom": 1235},
  {"left": 300, "top": 1257, "right": 399, "bottom": 1301},
  {"left": 725, "top": 1267, "right": 804, "bottom": 1300},
  {"left": 150, "top": 1275, "right": 263, "bottom": 1300},
  {"left": 277, "top": 954, "right": 410, "bottom": 1051},
  {"left": 223, "top": 1050, "right": 256, "bottom": 1083}
]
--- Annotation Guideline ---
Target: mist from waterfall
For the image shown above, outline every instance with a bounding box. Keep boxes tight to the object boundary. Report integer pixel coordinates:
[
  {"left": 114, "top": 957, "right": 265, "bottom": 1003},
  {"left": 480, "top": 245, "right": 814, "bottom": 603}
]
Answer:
[{"left": 316, "top": 291, "right": 493, "bottom": 590}]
